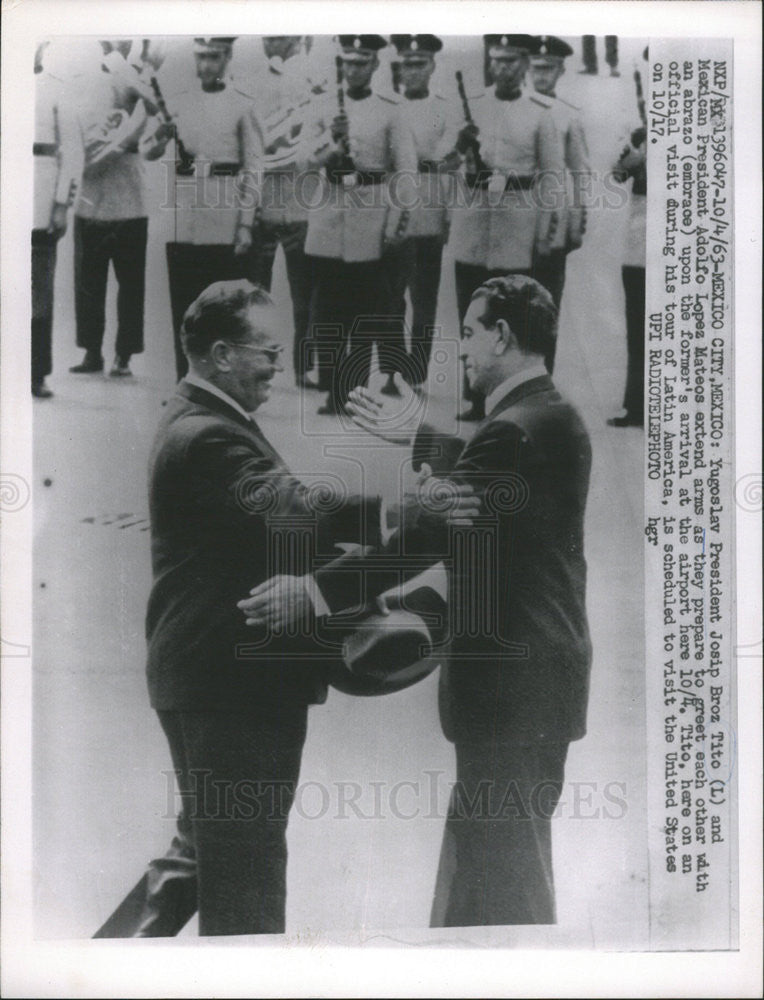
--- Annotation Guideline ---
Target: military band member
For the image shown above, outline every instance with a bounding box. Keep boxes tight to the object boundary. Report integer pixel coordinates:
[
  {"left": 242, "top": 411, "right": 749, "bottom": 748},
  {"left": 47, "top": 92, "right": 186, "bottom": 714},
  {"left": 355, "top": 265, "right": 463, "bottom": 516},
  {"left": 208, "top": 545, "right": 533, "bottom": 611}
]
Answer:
[
  {"left": 248, "top": 36, "right": 326, "bottom": 389},
  {"left": 528, "top": 35, "right": 591, "bottom": 371},
  {"left": 389, "top": 34, "right": 462, "bottom": 388},
  {"left": 302, "top": 34, "right": 417, "bottom": 415},
  {"left": 145, "top": 37, "right": 264, "bottom": 380},
  {"left": 450, "top": 33, "right": 564, "bottom": 420},
  {"left": 70, "top": 39, "right": 164, "bottom": 378},
  {"left": 32, "top": 43, "right": 83, "bottom": 398}
]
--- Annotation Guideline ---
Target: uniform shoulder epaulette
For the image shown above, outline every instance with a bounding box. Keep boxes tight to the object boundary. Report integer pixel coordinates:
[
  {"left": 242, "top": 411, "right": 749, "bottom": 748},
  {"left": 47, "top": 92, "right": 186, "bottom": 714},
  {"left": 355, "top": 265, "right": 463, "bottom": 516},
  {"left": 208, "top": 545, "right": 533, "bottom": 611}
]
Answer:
[
  {"left": 528, "top": 93, "right": 554, "bottom": 109},
  {"left": 554, "top": 94, "right": 581, "bottom": 112}
]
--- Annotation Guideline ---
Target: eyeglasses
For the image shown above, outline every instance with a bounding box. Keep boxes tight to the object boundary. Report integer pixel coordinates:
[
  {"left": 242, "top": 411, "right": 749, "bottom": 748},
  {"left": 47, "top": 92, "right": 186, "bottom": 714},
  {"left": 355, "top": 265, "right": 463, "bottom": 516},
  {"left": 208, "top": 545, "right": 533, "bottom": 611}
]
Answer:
[{"left": 228, "top": 342, "right": 284, "bottom": 362}]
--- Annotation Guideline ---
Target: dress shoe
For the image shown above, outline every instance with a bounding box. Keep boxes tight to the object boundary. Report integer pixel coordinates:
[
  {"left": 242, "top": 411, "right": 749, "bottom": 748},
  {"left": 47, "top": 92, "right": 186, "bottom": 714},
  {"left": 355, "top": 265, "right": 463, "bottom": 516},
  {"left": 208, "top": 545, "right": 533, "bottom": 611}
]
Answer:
[
  {"left": 610, "top": 68, "right": 621, "bottom": 78},
  {"left": 296, "top": 374, "right": 320, "bottom": 390},
  {"left": 457, "top": 406, "right": 485, "bottom": 422},
  {"left": 607, "top": 414, "right": 643, "bottom": 428},
  {"left": 31, "top": 379, "right": 53, "bottom": 398},
  {"left": 69, "top": 352, "right": 104, "bottom": 374},
  {"left": 110, "top": 355, "right": 133, "bottom": 377}
]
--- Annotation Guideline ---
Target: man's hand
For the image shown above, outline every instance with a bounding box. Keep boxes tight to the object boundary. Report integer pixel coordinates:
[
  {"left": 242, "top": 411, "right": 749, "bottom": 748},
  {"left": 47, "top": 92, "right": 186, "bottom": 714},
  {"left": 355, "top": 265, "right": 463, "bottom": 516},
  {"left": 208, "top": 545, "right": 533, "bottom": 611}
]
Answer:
[
  {"left": 440, "top": 149, "right": 463, "bottom": 172},
  {"left": 153, "top": 120, "right": 175, "bottom": 147},
  {"left": 237, "top": 575, "right": 311, "bottom": 630},
  {"left": 233, "top": 223, "right": 254, "bottom": 257},
  {"left": 381, "top": 230, "right": 407, "bottom": 255},
  {"left": 412, "top": 463, "right": 481, "bottom": 528},
  {"left": 455, "top": 122, "right": 480, "bottom": 154},
  {"left": 330, "top": 112, "right": 349, "bottom": 145},
  {"left": 347, "top": 376, "right": 425, "bottom": 445},
  {"left": 48, "top": 202, "right": 68, "bottom": 239},
  {"left": 533, "top": 237, "right": 552, "bottom": 263}
]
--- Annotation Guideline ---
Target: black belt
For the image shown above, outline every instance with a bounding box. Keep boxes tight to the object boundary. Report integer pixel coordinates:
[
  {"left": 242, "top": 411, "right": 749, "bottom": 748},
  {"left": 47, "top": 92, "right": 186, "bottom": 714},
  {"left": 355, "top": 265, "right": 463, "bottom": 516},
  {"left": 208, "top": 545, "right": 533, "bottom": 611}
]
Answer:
[
  {"left": 34, "top": 142, "right": 58, "bottom": 157},
  {"left": 418, "top": 159, "right": 441, "bottom": 174},
  {"left": 326, "top": 169, "right": 387, "bottom": 186},
  {"left": 466, "top": 171, "right": 536, "bottom": 192}
]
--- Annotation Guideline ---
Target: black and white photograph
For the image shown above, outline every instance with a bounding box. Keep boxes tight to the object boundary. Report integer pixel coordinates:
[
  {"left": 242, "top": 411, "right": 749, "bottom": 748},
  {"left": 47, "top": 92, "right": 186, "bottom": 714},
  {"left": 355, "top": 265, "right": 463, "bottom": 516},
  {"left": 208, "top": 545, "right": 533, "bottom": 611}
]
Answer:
[{"left": 1, "top": 2, "right": 760, "bottom": 997}]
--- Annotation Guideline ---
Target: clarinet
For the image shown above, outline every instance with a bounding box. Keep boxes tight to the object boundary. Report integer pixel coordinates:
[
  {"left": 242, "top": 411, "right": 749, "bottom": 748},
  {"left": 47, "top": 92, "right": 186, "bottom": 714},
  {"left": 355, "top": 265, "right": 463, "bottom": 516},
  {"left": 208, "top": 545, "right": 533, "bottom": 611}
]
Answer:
[
  {"left": 455, "top": 70, "right": 488, "bottom": 186},
  {"left": 149, "top": 76, "right": 195, "bottom": 176},
  {"left": 330, "top": 56, "right": 356, "bottom": 178}
]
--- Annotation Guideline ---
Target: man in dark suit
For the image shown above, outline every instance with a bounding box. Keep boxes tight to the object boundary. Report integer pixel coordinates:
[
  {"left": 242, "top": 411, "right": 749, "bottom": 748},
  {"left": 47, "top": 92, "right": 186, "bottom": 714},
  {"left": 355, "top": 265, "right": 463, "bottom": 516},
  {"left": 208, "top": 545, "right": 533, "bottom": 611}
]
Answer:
[
  {"left": 242, "top": 274, "right": 593, "bottom": 927},
  {"left": 94, "top": 279, "right": 387, "bottom": 938},
  {"left": 423, "top": 275, "right": 592, "bottom": 927}
]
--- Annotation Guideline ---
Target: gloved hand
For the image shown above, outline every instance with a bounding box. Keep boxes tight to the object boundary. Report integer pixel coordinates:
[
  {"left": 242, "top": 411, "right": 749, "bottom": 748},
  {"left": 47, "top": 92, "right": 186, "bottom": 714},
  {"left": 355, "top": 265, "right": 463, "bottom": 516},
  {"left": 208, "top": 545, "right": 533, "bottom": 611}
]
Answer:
[{"left": 455, "top": 122, "right": 480, "bottom": 154}]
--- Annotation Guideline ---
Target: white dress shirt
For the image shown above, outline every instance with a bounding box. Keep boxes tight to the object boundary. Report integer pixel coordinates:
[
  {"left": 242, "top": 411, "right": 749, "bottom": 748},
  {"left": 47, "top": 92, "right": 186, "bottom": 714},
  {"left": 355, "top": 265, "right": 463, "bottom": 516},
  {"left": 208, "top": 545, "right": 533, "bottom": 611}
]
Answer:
[{"left": 184, "top": 372, "right": 254, "bottom": 423}]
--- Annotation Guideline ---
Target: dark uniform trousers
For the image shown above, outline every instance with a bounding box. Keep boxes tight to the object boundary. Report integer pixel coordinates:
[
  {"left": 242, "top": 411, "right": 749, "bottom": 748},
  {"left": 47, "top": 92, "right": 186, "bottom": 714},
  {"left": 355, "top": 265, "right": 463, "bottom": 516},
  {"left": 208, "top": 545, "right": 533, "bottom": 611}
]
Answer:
[
  {"left": 530, "top": 248, "right": 567, "bottom": 372},
  {"left": 392, "top": 236, "right": 445, "bottom": 386},
  {"left": 94, "top": 703, "right": 308, "bottom": 938},
  {"left": 431, "top": 739, "right": 569, "bottom": 927},
  {"left": 32, "top": 230, "right": 59, "bottom": 384},
  {"left": 250, "top": 221, "right": 315, "bottom": 380},
  {"left": 166, "top": 243, "right": 250, "bottom": 380},
  {"left": 74, "top": 215, "right": 148, "bottom": 360},
  {"left": 582, "top": 35, "right": 618, "bottom": 75},
  {"left": 621, "top": 264, "right": 646, "bottom": 423},
  {"left": 310, "top": 255, "right": 409, "bottom": 408}
]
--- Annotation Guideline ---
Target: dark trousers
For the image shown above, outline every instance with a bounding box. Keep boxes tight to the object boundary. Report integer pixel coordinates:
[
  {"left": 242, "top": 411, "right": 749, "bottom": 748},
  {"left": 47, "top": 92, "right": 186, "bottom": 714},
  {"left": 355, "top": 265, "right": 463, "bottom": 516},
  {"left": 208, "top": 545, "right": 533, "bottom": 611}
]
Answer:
[
  {"left": 94, "top": 704, "right": 308, "bottom": 938},
  {"left": 74, "top": 215, "right": 148, "bottom": 360},
  {"left": 622, "top": 265, "right": 646, "bottom": 422},
  {"left": 605, "top": 35, "right": 619, "bottom": 71},
  {"left": 310, "top": 255, "right": 408, "bottom": 408},
  {"left": 394, "top": 236, "right": 445, "bottom": 385},
  {"left": 166, "top": 243, "right": 250, "bottom": 380},
  {"left": 32, "top": 230, "right": 59, "bottom": 384},
  {"left": 431, "top": 739, "right": 569, "bottom": 927},
  {"left": 531, "top": 248, "right": 567, "bottom": 372},
  {"left": 250, "top": 221, "right": 314, "bottom": 379},
  {"left": 582, "top": 35, "right": 618, "bottom": 73}
]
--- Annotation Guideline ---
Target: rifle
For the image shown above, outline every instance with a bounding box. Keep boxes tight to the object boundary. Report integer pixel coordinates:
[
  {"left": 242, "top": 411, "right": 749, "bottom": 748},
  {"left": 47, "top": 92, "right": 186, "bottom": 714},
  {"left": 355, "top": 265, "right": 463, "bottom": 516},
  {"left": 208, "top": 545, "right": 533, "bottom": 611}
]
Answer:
[
  {"left": 330, "top": 56, "right": 356, "bottom": 177},
  {"left": 149, "top": 76, "right": 195, "bottom": 176},
  {"left": 455, "top": 70, "right": 488, "bottom": 184}
]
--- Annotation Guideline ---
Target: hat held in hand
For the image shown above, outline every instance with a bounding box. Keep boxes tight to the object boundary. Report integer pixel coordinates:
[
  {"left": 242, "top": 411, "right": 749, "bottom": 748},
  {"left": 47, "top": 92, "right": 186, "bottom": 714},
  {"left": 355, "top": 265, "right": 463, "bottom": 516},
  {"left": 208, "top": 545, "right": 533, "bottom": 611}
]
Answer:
[{"left": 331, "top": 567, "right": 448, "bottom": 697}]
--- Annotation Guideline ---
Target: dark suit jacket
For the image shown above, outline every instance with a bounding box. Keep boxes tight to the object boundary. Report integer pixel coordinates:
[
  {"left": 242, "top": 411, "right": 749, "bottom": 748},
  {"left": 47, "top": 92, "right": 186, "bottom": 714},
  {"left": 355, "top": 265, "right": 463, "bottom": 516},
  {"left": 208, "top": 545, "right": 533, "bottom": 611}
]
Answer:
[
  {"left": 145, "top": 381, "right": 381, "bottom": 711},
  {"left": 316, "top": 374, "right": 592, "bottom": 745}
]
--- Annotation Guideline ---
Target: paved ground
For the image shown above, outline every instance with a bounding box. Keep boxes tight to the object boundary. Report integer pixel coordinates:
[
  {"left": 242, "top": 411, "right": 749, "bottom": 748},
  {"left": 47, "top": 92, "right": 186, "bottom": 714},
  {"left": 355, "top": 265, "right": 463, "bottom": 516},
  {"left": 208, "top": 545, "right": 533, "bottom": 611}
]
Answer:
[{"left": 33, "top": 47, "right": 649, "bottom": 947}]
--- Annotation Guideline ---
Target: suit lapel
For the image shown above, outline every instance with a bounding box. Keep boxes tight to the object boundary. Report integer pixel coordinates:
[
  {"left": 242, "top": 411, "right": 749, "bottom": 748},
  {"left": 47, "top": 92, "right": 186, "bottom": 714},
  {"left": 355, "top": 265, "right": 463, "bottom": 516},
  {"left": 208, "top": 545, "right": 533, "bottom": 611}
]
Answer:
[{"left": 176, "top": 380, "right": 287, "bottom": 467}]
